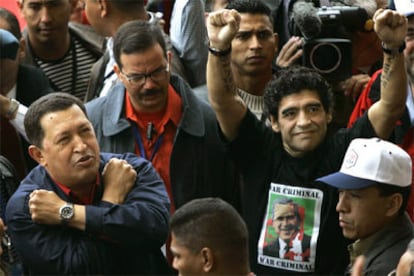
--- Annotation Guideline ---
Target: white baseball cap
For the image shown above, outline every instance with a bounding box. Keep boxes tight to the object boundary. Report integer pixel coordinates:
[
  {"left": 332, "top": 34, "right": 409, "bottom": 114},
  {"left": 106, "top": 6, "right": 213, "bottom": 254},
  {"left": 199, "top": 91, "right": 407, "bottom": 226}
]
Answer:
[
  {"left": 390, "top": 0, "right": 414, "bottom": 17},
  {"left": 317, "top": 138, "right": 412, "bottom": 189}
]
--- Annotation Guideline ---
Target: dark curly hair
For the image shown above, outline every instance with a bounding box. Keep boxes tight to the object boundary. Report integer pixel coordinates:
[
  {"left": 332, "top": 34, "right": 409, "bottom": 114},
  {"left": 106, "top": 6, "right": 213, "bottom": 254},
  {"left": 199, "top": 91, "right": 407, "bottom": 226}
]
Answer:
[{"left": 264, "top": 66, "right": 334, "bottom": 120}]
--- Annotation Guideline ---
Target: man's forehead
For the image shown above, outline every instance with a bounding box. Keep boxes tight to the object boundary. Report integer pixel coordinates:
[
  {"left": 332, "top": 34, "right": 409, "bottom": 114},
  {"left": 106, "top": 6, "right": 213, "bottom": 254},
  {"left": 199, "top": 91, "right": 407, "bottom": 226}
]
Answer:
[
  {"left": 239, "top": 13, "right": 273, "bottom": 31},
  {"left": 40, "top": 105, "right": 87, "bottom": 128},
  {"left": 279, "top": 91, "right": 322, "bottom": 110}
]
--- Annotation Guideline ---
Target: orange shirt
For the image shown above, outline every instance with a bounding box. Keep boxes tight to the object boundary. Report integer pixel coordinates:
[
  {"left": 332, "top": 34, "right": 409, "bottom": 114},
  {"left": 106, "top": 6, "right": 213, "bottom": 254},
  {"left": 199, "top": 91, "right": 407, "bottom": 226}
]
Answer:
[{"left": 125, "top": 85, "right": 183, "bottom": 212}]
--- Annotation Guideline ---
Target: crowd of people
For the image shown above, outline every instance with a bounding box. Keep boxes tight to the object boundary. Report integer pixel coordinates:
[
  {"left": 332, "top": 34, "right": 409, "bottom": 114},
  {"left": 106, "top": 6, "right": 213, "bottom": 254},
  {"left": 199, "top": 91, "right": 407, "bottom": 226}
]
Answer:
[{"left": 1, "top": 0, "right": 414, "bottom": 275}]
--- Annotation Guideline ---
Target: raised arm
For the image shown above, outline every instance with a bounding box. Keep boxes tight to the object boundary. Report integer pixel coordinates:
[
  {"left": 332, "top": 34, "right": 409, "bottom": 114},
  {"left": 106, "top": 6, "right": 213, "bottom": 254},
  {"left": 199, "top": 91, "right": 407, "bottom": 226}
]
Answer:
[
  {"left": 368, "top": 9, "right": 408, "bottom": 139},
  {"left": 206, "top": 9, "right": 247, "bottom": 141}
]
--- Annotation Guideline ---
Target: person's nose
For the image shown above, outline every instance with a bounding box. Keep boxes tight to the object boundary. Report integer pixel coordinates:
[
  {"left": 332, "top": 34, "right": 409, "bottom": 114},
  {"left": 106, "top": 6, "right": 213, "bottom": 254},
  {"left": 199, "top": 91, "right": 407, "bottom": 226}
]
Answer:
[
  {"left": 73, "top": 135, "right": 87, "bottom": 152},
  {"left": 336, "top": 192, "right": 348, "bottom": 213},
  {"left": 39, "top": 6, "right": 52, "bottom": 23},
  {"left": 249, "top": 35, "right": 262, "bottom": 50},
  {"left": 296, "top": 111, "right": 311, "bottom": 127},
  {"left": 142, "top": 76, "right": 157, "bottom": 89}
]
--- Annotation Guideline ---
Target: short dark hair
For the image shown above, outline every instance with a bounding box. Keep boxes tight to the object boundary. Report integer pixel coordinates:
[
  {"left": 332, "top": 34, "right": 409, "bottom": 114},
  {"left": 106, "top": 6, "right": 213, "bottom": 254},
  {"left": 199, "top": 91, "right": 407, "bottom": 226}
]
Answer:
[
  {"left": 24, "top": 92, "right": 87, "bottom": 148},
  {"left": 111, "top": 0, "right": 145, "bottom": 13},
  {"left": 226, "top": 0, "right": 273, "bottom": 25},
  {"left": 0, "top": 8, "right": 21, "bottom": 40},
  {"left": 170, "top": 198, "right": 248, "bottom": 262},
  {"left": 113, "top": 20, "right": 167, "bottom": 70},
  {"left": 264, "top": 66, "right": 334, "bottom": 120},
  {"left": 376, "top": 183, "right": 411, "bottom": 216}
]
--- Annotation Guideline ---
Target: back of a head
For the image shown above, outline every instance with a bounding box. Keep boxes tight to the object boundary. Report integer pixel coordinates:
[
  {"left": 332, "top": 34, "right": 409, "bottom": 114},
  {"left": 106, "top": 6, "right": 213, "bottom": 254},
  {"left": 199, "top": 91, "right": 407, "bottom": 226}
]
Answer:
[
  {"left": 110, "top": 0, "right": 146, "bottom": 13},
  {"left": 24, "top": 92, "right": 87, "bottom": 148},
  {"left": 171, "top": 198, "right": 249, "bottom": 265},
  {"left": 226, "top": 0, "right": 273, "bottom": 24},
  {"left": 264, "top": 66, "right": 333, "bottom": 119},
  {"left": 0, "top": 8, "right": 21, "bottom": 40},
  {"left": 113, "top": 20, "right": 166, "bottom": 70}
]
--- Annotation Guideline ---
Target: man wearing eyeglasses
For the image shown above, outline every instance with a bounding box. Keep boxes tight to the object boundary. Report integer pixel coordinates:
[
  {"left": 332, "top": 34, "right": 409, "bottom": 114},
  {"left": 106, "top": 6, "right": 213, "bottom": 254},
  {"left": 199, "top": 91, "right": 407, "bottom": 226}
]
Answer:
[{"left": 85, "top": 20, "right": 240, "bottom": 239}]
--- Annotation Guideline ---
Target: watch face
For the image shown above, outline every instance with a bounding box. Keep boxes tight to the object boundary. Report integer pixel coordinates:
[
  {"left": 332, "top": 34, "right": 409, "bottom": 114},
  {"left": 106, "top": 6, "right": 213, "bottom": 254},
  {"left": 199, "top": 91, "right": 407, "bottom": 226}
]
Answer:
[{"left": 60, "top": 205, "right": 74, "bottom": 220}]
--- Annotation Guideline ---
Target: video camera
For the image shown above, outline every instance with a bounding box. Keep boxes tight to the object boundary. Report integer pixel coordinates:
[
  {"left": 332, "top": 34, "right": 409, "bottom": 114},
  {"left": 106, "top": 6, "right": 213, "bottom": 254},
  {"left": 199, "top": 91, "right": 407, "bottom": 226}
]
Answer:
[{"left": 289, "top": 2, "right": 370, "bottom": 82}]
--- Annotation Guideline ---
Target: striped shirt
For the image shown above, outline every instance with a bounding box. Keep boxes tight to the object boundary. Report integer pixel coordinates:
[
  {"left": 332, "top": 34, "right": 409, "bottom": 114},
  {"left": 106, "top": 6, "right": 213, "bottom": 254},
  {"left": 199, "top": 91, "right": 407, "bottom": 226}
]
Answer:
[{"left": 34, "top": 36, "right": 98, "bottom": 100}]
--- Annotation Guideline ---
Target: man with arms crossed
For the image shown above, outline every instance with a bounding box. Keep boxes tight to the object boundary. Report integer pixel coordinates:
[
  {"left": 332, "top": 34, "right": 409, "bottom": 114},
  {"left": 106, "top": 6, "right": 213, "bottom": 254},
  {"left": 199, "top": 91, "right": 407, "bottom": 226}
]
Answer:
[{"left": 5, "top": 93, "right": 171, "bottom": 274}]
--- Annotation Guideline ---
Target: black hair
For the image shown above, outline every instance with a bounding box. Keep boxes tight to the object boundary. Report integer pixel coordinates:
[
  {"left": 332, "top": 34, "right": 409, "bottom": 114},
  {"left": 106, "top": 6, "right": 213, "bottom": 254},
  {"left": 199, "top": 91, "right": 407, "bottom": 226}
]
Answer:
[
  {"left": 113, "top": 20, "right": 167, "bottom": 70},
  {"left": 264, "top": 65, "right": 333, "bottom": 120},
  {"left": 170, "top": 197, "right": 248, "bottom": 263},
  {"left": 24, "top": 92, "right": 87, "bottom": 148},
  {"left": 376, "top": 183, "right": 411, "bottom": 216},
  {"left": 226, "top": 0, "right": 273, "bottom": 25},
  {"left": 0, "top": 8, "right": 21, "bottom": 40}
]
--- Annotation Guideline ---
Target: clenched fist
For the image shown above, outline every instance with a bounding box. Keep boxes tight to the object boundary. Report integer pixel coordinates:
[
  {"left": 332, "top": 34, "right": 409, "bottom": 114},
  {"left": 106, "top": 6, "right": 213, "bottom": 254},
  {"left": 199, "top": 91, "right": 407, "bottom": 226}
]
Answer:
[{"left": 207, "top": 9, "right": 241, "bottom": 50}]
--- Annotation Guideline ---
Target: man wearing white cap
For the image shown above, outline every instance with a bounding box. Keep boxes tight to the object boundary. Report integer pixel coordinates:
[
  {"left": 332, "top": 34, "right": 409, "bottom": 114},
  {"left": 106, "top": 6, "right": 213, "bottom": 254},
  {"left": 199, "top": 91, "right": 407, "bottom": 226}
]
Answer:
[
  {"left": 317, "top": 138, "right": 414, "bottom": 275},
  {"left": 348, "top": 0, "right": 414, "bottom": 221}
]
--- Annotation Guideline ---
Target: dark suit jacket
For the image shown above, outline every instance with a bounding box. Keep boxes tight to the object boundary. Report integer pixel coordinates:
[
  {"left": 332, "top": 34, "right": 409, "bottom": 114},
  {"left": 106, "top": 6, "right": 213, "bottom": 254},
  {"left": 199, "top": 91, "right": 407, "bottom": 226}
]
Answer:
[
  {"left": 263, "top": 233, "right": 312, "bottom": 261},
  {"left": 15, "top": 64, "right": 52, "bottom": 171}
]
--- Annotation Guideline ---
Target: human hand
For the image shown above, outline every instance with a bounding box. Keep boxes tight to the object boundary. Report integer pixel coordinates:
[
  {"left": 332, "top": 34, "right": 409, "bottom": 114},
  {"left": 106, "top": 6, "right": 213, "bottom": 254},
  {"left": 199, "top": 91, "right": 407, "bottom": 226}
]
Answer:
[
  {"left": 276, "top": 36, "right": 303, "bottom": 68},
  {"left": 373, "top": 9, "right": 407, "bottom": 49},
  {"left": 0, "top": 95, "right": 12, "bottom": 118},
  {"left": 102, "top": 158, "right": 137, "bottom": 204},
  {"left": 0, "top": 218, "right": 5, "bottom": 256},
  {"left": 29, "top": 190, "right": 66, "bottom": 225},
  {"left": 207, "top": 9, "right": 241, "bottom": 50},
  {"left": 351, "top": 255, "right": 365, "bottom": 276},
  {"left": 395, "top": 239, "right": 414, "bottom": 276},
  {"left": 340, "top": 74, "right": 370, "bottom": 101}
]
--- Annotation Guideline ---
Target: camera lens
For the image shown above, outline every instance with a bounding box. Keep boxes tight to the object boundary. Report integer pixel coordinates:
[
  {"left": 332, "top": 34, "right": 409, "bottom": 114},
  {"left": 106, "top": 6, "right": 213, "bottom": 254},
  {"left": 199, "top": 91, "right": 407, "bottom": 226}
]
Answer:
[{"left": 309, "top": 42, "right": 341, "bottom": 74}]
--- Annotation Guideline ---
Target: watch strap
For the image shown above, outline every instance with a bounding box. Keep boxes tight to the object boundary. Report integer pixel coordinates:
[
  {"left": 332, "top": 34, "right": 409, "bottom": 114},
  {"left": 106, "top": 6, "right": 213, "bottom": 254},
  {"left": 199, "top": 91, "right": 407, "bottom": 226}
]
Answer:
[
  {"left": 208, "top": 45, "right": 231, "bottom": 57},
  {"left": 381, "top": 41, "right": 406, "bottom": 55}
]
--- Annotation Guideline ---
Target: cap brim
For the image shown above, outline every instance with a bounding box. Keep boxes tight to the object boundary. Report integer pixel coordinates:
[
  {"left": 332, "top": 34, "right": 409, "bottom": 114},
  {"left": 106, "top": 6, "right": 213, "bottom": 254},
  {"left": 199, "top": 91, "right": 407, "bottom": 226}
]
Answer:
[{"left": 316, "top": 172, "right": 378, "bottom": 189}]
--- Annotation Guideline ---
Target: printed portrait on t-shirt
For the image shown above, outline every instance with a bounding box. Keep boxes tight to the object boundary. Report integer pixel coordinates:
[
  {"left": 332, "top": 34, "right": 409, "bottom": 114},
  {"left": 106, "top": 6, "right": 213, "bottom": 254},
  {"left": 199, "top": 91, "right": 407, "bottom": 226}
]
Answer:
[{"left": 257, "top": 183, "right": 323, "bottom": 273}]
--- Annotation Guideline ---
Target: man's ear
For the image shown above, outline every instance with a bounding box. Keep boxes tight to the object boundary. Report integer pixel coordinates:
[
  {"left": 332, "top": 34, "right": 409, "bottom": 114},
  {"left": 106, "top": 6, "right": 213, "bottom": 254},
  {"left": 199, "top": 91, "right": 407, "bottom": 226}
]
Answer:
[
  {"left": 28, "top": 145, "right": 46, "bottom": 166},
  {"left": 167, "top": 50, "right": 172, "bottom": 64},
  {"left": 16, "top": 0, "right": 23, "bottom": 11},
  {"left": 270, "top": 116, "right": 280, "bottom": 132},
  {"left": 200, "top": 247, "right": 214, "bottom": 273},
  {"left": 18, "top": 38, "right": 26, "bottom": 61},
  {"left": 273, "top": 33, "right": 279, "bottom": 56},
  {"left": 385, "top": 193, "right": 403, "bottom": 217},
  {"left": 70, "top": 0, "right": 79, "bottom": 13},
  {"left": 98, "top": 0, "right": 108, "bottom": 17},
  {"left": 113, "top": 63, "right": 121, "bottom": 77},
  {"left": 327, "top": 111, "right": 333, "bottom": 124}
]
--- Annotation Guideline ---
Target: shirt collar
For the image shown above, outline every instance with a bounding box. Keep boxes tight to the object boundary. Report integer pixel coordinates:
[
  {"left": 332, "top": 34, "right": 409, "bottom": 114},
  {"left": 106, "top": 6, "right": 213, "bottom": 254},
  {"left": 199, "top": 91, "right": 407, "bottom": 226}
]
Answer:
[
  {"left": 54, "top": 174, "right": 100, "bottom": 205},
  {"left": 125, "top": 84, "right": 182, "bottom": 129}
]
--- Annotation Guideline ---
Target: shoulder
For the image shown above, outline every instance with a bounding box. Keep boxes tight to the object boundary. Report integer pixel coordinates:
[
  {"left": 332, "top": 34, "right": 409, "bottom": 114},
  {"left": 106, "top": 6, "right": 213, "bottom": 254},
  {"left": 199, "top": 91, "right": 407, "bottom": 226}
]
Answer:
[
  {"left": 100, "top": 152, "right": 152, "bottom": 171},
  {"left": 69, "top": 22, "right": 105, "bottom": 55},
  {"left": 17, "top": 65, "right": 52, "bottom": 104}
]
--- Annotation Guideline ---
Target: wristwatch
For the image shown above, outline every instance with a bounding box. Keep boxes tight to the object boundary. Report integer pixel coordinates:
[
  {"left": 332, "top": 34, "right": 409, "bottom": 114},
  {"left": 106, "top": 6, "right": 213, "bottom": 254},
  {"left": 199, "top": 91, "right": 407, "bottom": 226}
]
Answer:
[{"left": 59, "top": 202, "right": 74, "bottom": 223}]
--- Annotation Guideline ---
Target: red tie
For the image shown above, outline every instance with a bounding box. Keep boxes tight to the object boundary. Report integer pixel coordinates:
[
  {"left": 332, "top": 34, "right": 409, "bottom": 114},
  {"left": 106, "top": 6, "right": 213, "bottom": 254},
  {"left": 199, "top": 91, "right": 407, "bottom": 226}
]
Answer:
[{"left": 0, "top": 117, "right": 27, "bottom": 181}]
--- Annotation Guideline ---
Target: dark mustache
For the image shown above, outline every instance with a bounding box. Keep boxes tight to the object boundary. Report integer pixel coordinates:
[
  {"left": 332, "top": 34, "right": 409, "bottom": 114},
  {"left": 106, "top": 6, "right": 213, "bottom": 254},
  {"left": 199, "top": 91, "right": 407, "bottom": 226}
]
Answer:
[
  {"left": 280, "top": 225, "right": 297, "bottom": 231},
  {"left": 141, "top": 89, "right": 160, "bottom": 97}
]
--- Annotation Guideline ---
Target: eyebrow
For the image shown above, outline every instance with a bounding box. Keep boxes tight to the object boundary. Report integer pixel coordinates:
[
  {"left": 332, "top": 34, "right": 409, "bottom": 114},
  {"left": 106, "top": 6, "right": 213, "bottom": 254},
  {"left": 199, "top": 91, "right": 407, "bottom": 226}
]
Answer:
[{"left": 123, "top": 64, "right": 165, "bottom": 77}]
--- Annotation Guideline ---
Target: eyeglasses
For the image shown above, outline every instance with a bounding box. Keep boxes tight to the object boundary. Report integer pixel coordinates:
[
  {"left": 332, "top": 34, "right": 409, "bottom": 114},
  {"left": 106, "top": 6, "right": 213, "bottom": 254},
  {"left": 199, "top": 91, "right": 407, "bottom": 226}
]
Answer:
[{"left": 121, "top": 64, "right": 169, "bottom": 87}]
